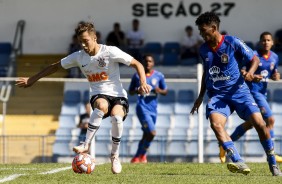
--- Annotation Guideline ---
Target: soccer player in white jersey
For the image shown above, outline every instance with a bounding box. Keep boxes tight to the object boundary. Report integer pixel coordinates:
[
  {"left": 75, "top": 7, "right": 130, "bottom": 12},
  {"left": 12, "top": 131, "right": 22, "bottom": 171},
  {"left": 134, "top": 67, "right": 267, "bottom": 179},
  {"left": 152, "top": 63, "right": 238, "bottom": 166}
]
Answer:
[{"left": 15, "top": 22, "right": 151, "bottom": 174}]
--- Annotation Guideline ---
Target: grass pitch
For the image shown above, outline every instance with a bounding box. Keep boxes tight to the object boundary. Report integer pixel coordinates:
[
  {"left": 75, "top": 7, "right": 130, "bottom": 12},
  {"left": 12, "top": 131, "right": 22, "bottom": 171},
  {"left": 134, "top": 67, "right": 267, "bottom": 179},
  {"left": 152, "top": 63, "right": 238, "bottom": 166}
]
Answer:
[{"left": 0, "top": 162, "right": 281, "bottom": 184}]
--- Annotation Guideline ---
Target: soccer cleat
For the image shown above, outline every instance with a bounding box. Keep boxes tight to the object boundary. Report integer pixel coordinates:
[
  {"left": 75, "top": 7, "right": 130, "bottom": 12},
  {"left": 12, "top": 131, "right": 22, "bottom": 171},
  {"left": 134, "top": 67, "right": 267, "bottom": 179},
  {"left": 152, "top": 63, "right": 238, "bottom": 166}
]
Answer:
[
  {"left": 73, "top": 142, "right": 90, "bottom": 154},
  {"left": 227, "top": 162, "right": 251, "bottom": 175},
  {"left": 275, "top": 154, "right": 282, "bottom": 163},
  {"left": 130, "top": 156, "right": 140, "bottom": 163},
  {"left": 270, "top": 165, "right": 282, "bottom": 176},
  {"left": 139, "top": 155, "right": 147, "bottom": 163},
  {"left": 219, "top": 146, "right": 226, "bottom": 163},
  {"left": 111, "top": 154, "right": 122, "bottom": 174}
]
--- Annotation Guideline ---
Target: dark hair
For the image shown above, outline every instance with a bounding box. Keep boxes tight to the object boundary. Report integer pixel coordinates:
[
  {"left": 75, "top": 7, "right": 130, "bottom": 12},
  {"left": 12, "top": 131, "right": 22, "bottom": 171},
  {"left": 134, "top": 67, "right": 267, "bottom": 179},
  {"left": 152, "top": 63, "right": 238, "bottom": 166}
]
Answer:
[
  {"left": 75, "top": 22, "right": 96, "bottom": 37},
  {"left": 185, "top": 26, "right": 193, "bottom": 31},
  {"left": 195, "top": 12, "right": 220, "bottom": 28},
  {"left": 260, "top": 31, "right": 273, "bottom": 40}
]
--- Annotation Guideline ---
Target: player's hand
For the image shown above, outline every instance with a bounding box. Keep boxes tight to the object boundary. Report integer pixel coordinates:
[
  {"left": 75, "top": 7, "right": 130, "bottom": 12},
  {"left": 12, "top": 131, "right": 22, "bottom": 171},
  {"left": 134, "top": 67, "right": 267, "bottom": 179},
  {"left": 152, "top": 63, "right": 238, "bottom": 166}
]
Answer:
[
  {"left": 271, "top": 69, "right": 280, "bottom": 81},
  {"left": 243, "top": 72, "right": 255, "bottom": 82},
  {"left": 252, "top": 74, "right": 263, "bottom": 83},
  {"left": 190, "top": 97, "right": 203, "bottom": 115},
  {"left": 15, "top": 77, "right": 34, "bottom": 88},
  {"left": 138, "top": 83, "right": 151, "bottom": 95}
]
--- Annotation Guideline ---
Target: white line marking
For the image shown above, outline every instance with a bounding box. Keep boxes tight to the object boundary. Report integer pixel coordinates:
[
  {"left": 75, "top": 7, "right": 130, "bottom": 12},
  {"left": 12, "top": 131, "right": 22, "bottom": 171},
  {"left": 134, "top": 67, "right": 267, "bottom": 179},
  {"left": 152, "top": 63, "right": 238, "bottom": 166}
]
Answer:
[
  {"left": 39, "top": 166, "right": 71, "bottom": 174},
  {"left": 0, "top": 174, "right": 26, "bottom": 183}
]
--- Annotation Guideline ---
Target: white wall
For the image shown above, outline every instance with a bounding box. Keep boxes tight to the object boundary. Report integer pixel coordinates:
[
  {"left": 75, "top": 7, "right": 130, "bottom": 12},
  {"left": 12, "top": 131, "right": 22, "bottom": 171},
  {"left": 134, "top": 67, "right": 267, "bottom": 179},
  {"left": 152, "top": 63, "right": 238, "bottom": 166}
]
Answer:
[{"left": 1, "top": 0, "right": 282, "bottom": 54}]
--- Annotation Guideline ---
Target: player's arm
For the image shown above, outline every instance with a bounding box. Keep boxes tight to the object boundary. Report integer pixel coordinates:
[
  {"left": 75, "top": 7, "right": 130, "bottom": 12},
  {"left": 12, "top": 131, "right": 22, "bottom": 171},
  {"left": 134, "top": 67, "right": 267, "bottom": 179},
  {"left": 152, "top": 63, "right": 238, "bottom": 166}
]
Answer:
[
  {"left": 243, "top": 55, "right": 262, "bottom": 82},
  {"left": 154, "top": 87, "right": 168, "bottom": 96},
  {"left": 190, "top": 71, "right": 206, "bottom": 114},
  {"left": 130, "top": 59, "right": 151, "bottom": 94},
  {"left": 15, "top": 61, "right": 62, "bottom": 88}
]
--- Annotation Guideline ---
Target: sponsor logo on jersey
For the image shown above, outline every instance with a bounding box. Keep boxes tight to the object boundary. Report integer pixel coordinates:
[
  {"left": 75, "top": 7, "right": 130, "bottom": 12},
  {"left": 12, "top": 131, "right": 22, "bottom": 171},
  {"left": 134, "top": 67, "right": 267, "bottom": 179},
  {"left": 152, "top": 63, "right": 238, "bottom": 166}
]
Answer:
[
  {"left": 221, "top": 53, "right": 229, "bottom": 63},
  {"left": 209, "top": 66, "right": 230, "bottom": 82},
  {"left": 86, "top": 72, "right": 108, "bottom": 82}
]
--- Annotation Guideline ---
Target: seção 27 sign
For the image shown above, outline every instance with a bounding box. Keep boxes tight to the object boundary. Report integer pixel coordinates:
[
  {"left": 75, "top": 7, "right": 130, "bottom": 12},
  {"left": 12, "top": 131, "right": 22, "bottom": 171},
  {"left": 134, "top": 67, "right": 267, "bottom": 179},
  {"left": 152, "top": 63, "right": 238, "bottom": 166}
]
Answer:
[{"left": 132, "top": 1, "right": 236, "bottom": 19}]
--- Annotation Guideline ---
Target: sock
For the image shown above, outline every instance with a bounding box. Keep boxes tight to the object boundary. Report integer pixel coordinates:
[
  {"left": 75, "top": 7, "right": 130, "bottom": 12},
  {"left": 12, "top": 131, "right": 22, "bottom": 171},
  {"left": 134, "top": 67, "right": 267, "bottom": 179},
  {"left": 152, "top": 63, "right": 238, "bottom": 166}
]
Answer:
[
  {"left": 139, "top": 139, "right": 151, "bottom": 155},
  {"left": 230, "top": 124, "right": 246, "bottom": 141},
  {"left": 135, "top": 140, "right": 144, "bottom": 157},
  {"left": 84, "top": 108, "right": 104, "bottom": 144},
  {"left": 270, "top": 129, "right": 275, "bottom": 147},
  {"left": 111, "top": 115, "right": 123, "bottom": 156},
  {"left": 261, "top": 139, "right": 276, "bottom": 166},
  {"left": 222, "top": 141, "right": 243, "bottom": 162}
]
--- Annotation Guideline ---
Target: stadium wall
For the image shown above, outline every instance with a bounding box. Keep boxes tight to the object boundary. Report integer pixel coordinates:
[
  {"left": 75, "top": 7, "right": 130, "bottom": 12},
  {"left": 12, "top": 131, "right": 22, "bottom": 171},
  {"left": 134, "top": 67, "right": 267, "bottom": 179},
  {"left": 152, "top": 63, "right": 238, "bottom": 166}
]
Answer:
[{"left": 0, "top": 0, "right": 282, "bottom": 54}]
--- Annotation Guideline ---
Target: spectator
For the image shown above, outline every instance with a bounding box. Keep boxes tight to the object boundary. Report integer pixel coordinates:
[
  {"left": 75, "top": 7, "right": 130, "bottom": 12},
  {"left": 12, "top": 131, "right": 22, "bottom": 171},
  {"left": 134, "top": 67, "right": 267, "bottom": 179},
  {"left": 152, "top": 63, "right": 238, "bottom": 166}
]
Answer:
[
  {"left": 67, "top": 34, "right": 82, "bottom": 78},
  {"left": 126, "top": 19, "right": 144, "bottom": 61},
  {"left": 106, "top": 22, "right": 125, "bottom": 49},
  {"left": 77, "top": 103, "right": 91, "bottom": 144},
  {"left": 96, "top": 31, "right": 103, "bottom": 44},
  {"left": 181, "top": 25, "right": 203, "bottom": 59},
  {"left": 274, "top": 27, "right": 282, "bottom": 51}
]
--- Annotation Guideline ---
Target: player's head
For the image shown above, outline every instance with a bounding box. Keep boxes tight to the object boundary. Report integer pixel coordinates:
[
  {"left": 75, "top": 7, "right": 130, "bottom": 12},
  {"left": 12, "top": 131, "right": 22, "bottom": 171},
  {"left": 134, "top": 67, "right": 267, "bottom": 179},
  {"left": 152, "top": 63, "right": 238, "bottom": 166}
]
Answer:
[
  {"left": 142, "top": 54, "right": 155, "bottom": 73},
  {"left": 259, "top": 32, "right": 273, "bottom": 51},
  {"left": 195, "top": 12, "right": 221, "bottom": 43},
  {"left": 75, "top": 22, "right": 97, "bottom": 54}
]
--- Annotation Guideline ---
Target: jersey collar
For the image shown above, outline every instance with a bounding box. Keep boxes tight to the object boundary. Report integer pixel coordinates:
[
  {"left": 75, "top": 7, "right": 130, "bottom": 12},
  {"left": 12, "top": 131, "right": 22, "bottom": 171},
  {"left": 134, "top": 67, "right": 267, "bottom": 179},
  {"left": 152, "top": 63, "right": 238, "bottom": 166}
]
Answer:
[{"left": 208, "top": 35, "right": 225, "bottom": 52}]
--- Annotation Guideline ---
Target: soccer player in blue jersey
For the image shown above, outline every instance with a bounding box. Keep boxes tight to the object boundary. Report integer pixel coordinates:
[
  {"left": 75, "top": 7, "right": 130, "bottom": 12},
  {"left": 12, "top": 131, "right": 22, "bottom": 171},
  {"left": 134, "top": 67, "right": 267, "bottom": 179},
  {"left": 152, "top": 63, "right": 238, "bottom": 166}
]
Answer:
[
  {"left": 190, "top": 12, "right": 282, "bottom": 176},
  {"left": 219, "top": 32, "right": 282, "bottom": 163},
  {"left": 129, "top": 54, "right": 168, "bottom": 163}
]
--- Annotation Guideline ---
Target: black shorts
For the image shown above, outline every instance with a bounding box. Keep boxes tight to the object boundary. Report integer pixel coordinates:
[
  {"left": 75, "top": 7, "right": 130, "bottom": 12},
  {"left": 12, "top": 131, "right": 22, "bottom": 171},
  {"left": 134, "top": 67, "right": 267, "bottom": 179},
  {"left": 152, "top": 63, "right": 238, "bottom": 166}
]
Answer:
[{"left": 90, "top": 94, "right": 129, "bottom": 120}]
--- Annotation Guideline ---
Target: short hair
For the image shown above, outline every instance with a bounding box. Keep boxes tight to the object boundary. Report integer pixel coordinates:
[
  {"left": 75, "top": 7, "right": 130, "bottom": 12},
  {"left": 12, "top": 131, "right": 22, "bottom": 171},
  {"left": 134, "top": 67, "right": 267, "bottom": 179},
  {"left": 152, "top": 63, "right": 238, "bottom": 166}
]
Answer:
[
  {"left": 260, "top": 31, "right": 273, "bottom": 40},
  {"left": 195, "top": 12, "right": 220, "bottom": 28},
  {"left": 185, "top": 26, "right": 193, "bottom": 31},
  {"left": 75, "top": 22, "right": 96, "bottom": 37}
]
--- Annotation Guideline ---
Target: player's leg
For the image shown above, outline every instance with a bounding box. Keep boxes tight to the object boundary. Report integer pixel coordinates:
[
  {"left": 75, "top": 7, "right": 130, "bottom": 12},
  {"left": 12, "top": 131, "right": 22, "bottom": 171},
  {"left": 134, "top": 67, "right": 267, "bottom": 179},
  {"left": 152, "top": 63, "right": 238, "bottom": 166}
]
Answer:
[
  {"left": 131, "top": 114, "right": 156, "bottom": 163},
  {"left": 235, "top": 92, "right": 282, "bottom": 176},
  {"left": 210, "top": 113, "right": 250, "bottom": 174},
  {"left": 254, "top": 92, "right": 282, "bottom": 163},
  {"left": 110, "top": 104, "right": 126, "bottom": 174},
  {"left": 265, "top": 116, "right": 282, "bottom": 163},
  {"left": 131, "top": 133, "right": 146, "bottom": 163},
  {"left": 73, "top": 97, "right": 108, "bottom": 153},
  {"left": 219, "top": 121, "right": 253, "bottom": 163},
  {"left": 138, "top": 114, "right": 157, "bottom": 163},
  {"left": 207, "top": 95, "right": 250, "bottom": 175}
]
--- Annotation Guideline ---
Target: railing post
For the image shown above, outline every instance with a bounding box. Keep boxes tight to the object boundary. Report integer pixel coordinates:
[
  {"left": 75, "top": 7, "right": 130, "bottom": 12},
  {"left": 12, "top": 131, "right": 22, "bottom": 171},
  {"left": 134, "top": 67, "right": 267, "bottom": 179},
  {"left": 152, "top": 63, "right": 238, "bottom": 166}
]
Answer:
[{"left": 0, "top": 85, "right": 11, "bottom": 164}]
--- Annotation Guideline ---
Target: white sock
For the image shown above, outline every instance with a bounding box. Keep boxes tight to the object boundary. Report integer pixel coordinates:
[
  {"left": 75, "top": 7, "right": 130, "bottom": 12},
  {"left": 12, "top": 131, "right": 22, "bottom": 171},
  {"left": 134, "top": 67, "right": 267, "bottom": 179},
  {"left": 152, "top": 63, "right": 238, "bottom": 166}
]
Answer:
[
  {"left": 111, "top": 115, "right": 123, "bottom": 156},
  {"left": 84, "top": 108, "right": 104, "bottom": 144}
]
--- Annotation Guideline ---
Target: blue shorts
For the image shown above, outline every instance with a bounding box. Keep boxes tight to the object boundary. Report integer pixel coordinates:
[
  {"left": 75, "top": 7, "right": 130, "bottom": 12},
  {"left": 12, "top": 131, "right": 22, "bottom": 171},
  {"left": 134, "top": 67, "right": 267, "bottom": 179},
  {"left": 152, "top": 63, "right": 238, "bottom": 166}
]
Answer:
[
  {"left": 206, "top": 89, "right": 260, "bottom": 121},
  {"left": 251, "top": 91, "right": 272, "bottom": 118},
  {"left": 136, "top": 106, "right": 157, "bottom": 133}
]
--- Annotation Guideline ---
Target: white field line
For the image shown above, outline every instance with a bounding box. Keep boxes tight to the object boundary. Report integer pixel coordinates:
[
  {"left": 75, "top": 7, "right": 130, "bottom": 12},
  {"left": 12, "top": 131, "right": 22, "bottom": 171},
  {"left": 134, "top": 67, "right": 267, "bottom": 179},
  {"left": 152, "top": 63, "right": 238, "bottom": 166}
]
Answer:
[
  {"left": 0, "top": 163, "right": 106, "bottom": 183},
  {"left": 39, "top": 166, "right": 71, "bottom": 174},
  {"left": 0, "top": 174, "right": 26, "bottom": 183}
]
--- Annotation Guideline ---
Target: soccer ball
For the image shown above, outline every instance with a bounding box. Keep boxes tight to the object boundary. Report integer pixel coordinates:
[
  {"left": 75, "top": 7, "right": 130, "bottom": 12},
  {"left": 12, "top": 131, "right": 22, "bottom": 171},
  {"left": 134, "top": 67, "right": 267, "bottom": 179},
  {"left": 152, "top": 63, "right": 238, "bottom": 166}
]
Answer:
[{"left": 72, "top": 153, "right": 95, "bottom": 174}]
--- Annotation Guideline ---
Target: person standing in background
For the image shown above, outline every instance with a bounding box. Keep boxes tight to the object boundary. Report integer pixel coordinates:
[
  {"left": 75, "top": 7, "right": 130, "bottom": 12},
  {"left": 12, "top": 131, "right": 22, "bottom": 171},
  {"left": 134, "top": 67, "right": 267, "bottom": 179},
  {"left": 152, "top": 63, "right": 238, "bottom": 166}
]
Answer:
[{"left": 129, "top": 54, "right": 168, "bottom": 163}]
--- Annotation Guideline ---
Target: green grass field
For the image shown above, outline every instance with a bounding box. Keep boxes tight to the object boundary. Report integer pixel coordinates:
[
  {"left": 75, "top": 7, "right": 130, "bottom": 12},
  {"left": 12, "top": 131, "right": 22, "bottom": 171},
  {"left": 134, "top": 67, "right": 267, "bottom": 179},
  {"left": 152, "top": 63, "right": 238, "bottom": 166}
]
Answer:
[{"left": 0, "top": 162, "right": 281, "bottom": 184}]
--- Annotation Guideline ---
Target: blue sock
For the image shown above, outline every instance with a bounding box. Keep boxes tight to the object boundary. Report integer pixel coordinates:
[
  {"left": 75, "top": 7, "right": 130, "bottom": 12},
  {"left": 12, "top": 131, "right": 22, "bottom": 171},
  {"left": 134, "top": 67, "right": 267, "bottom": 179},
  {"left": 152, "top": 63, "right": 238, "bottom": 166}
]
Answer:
[
  {"left": 261, "top": 139, "right": 276, "bottom": 166},
  {"left": 135, "top": 140, "right": 144, "bottom": 157},
  {"left": 222, "top": 141, "right": 243, "bottom": 162},
  {"left": 269, "top": 129, "right": 274, "bottom": 139},
  {"left": 230, "top": 124, "right": 246, "bottom": 141},
  {"left": 139, "top": 140, "right": 152, "bottom": 155}
]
